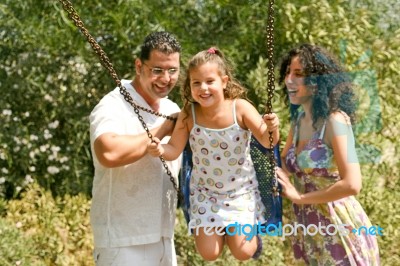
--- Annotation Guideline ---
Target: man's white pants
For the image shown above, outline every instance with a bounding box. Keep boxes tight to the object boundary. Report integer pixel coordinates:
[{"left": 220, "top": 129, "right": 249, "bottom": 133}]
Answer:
[{"left": 93, "top": 237, "right": 177, "bottom": 266}]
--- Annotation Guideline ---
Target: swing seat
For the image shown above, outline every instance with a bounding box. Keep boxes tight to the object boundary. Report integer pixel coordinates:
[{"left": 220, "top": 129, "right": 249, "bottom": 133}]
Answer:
[{"left": 179, "top": 136, "right": 282, "bottom": 231}]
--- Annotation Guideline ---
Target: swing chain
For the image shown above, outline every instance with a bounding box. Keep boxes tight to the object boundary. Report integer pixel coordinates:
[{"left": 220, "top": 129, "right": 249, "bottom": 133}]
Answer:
[
  {"left": 265, "top": 0, "right": 279, "bottom": 197},
  {"left": 58, "top": 0, "right": 182, "bottom": 200}
]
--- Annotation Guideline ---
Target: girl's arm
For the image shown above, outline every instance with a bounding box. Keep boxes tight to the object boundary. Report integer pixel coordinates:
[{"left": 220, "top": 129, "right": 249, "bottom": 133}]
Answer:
[
  {"left": 236, "top": 99, "right": 279, "bottom": 147},
  {"left": 277, "top": 112, "right": 361, "bottom": 204},
  {"left": 147, "top": 111, "right": 191, "bottom": 161}
]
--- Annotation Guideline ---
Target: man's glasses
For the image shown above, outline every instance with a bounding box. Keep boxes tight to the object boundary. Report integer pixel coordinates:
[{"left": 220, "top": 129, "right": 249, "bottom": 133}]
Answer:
[{"left": 142, "top": 62, "right": 179, "bottom": 77}]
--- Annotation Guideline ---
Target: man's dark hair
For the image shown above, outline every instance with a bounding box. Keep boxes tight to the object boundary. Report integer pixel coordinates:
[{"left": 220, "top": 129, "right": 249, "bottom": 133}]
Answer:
[{"left": 140, "top": 31, "right": 181, "bottom": 61}]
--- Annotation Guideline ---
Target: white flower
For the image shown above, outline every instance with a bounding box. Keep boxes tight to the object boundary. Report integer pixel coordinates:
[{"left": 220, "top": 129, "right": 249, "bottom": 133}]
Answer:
[
  {"left": 16, "top": 221, "right": 23, "bottom": 228},
  {"left": 48, "top": 120, "right": 59, "bottom": 129},
  {"left": 44, "top": 129, "right": 52, "bottom": 140},
  {"left": 59, "top": 156, "right": 69, "bottom": 163},
  {"left": 30, "top": 135, "right": 39, "bottom": 141},
  {"left": 2, "top": 109, "right": 12, "bottom": 116},
  {"left": 44, "top": 94, "right": 53, "bottom": 102},
  {"left": 40, "top": 145, "right": 48, "bottom": 152},
  {"left": 0, "top": 177, "right": 5, "bottom": 184},
  {"left": 25, "top": 175, "right": 34, "bottom": 183},
  {"left": 51, "top": 146, "right": 61, "bottom": 152},
  {"left": 1, "top": 168, "right": 8, "bottom": 174},
  {"left": 46, "top": 74, "right": 53, "bottom": 83},
  {"left": 75, "top": 62, "right": 88, "bottom": 75},
  {"left": 47, "top": 166, "right": 60, "bottom": 174},
  {"left": 13, "top": 136, "right": 21, "bottom": 144}
]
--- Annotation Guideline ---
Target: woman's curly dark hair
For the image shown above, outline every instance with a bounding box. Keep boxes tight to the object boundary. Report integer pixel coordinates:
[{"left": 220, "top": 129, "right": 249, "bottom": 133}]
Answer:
[{"left": 278, "top": 44, "right": 357, "bottom": 128}]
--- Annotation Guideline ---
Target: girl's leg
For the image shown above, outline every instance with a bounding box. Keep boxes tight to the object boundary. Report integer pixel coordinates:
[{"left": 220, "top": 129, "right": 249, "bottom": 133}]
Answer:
[
  {"left": 225, "top": 232, "right": 259, "bottom": 261},
  {"left": 194, "top": 227, "right": 225, "bottom": 261}
]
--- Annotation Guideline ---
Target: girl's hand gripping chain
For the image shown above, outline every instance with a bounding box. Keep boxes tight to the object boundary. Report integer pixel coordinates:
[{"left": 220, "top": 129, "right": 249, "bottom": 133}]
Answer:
[
  {"left": 263, "top": 113, "right": 279, "bottom": 132},
  {"left": 147, "top": 137, "right": 164, "bottom": 157}
]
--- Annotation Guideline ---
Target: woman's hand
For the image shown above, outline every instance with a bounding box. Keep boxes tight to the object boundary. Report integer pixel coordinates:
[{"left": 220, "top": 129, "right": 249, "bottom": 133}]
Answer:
[
  {"left": 276, "top": 167, "right": 302, "bottom": 204},
  {"left": 147, "top": 137, "right": 164, "bottom": 157}
]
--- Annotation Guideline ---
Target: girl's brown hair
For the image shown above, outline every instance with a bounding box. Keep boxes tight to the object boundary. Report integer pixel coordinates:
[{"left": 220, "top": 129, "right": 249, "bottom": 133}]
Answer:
[{"left": 180, "top": 47, "right": 247, "bottom": 118}]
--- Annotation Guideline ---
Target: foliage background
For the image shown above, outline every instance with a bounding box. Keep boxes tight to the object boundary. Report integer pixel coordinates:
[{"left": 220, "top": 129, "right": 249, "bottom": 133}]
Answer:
[{"left": 0, "top": 0, "right": 399, "bottom": 265}]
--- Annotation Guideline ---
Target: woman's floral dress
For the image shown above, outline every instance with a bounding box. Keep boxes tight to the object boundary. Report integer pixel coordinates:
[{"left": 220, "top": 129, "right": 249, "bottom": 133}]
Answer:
[{"left": 285, "top": 113, "right": 380, "bottom": 266}]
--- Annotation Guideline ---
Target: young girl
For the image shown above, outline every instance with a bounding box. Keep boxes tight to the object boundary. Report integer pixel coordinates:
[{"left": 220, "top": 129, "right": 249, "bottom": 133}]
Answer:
[
  {"left": 276, "top": 44, "right": 380, "bottom": 265},
  {"left": 147, "top": 47, "right": 279, "bottom": 261}
]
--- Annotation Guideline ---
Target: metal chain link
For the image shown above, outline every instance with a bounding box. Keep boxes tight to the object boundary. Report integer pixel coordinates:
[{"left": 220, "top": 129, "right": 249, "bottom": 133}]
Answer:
[
  {"left": 58, "top": 0, "right": 181, "bottom": 200},
  {"left": 265, "top": 0, "right": 279, "bottom": 197}
]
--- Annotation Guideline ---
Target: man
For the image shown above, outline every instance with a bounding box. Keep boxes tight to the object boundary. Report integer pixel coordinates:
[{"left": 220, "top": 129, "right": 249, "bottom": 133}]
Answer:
[{"left": 89, "top": 31, "right": 182, "bottom": 265}]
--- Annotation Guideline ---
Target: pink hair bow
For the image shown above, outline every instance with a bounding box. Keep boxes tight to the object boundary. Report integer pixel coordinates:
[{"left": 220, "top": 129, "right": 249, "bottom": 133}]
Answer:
[{"left": 207, "top": 47, "right": 217, "bottom": 54}]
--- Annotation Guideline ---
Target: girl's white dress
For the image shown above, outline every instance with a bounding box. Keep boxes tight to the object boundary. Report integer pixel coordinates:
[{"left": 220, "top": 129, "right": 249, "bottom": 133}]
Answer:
[{"left": 188, "top": 101, "right": 266, "bottom": 227}]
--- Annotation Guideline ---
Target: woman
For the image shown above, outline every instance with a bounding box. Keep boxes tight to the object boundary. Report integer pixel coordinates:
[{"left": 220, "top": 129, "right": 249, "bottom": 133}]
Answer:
[{"left": 276, "top": 44, "right": 380, "bottom": 265}]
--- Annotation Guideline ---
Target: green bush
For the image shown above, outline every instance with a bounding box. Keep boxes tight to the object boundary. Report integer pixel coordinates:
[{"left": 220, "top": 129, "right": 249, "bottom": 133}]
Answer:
[
  {"left": 358, "top": 175, "right": 400, "bottom": 264},
  {"left": 1, "top": 181, "right": 400, "bottom": 265},
  {"left": 0, "top": 218, "right": 36, "bottom": 266},
  {"left": 2, "top": 183, "right": 291, "bottom": 265},
  {"left": 2, "top": 183, "right": 93, "bottom": 266}
]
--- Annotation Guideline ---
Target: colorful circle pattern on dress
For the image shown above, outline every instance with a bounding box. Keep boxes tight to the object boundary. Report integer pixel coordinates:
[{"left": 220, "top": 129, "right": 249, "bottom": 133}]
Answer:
[
  {"left": 197, "top": 194, "right": 206, "bottom": 202},
  {"left": 233, "top": 134, "right": 241, "bottom": 142},
  {"left": 220, "top": 142, "right": 228, "bottom": 149},
  {"left": 198, "top": 207, "right": 206, "bottom": 215},
  {"left": 188, "top": 116, "right": 266, "bottom": 227},
  {"left": 211, "top": 204, "right": 220, "bottom": 213},
  {"left": 215, "top": 182, "right": 224, "bottom": 189},
  {"left": 202, "top": 158, "right": 210, "bottom": 166},
  {"left": 234, "top": 146, "right": 242, "bottom": 154},
  {"left": 206, "top": 178, "right": 215, "bottom": 186},
  {"left": 213, "top": 168, "right": 223, "bottom": 176},
  {"left": 210, "top": 139, "right": 219, "bottom": 147},
  {"left": 213, "top": 153, "right": 221, "bottom": 161},
  {"left": 228, "top": 158, "right": 237, "bottom": 166}
]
